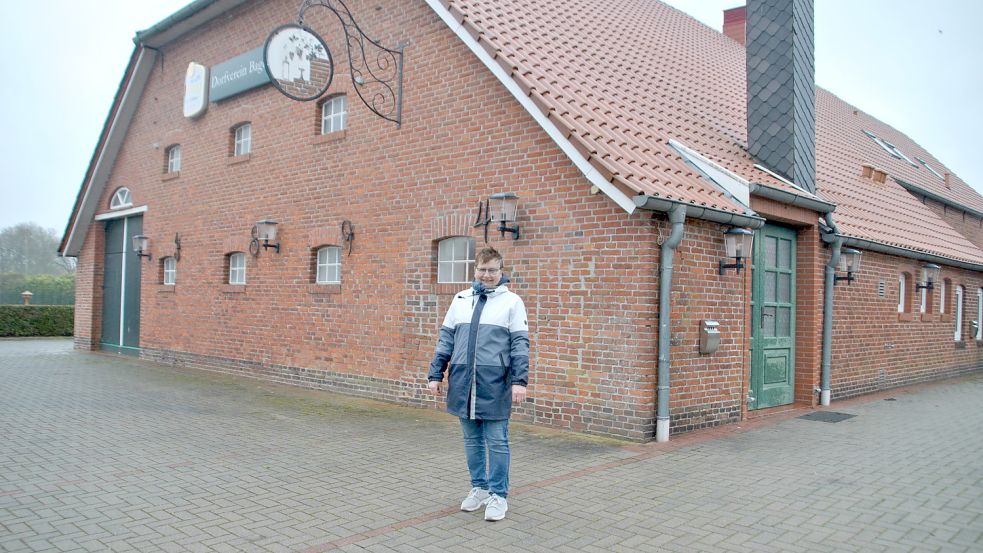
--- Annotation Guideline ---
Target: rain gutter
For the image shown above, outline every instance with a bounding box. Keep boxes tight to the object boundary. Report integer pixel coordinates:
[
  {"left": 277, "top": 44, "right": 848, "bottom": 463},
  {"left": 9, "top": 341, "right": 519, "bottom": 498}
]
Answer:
[
  {"left": 820, "top": 233, "right": 983, "bottom": 272},
  {"left": 633, "top": 196, "right": 766, "bottom": 229},
  {"left": 894, "top": 178, "right": 983, "bottom": 221},
  {"left": 749, "top": 182, "right": 835, "bottom": 214}
]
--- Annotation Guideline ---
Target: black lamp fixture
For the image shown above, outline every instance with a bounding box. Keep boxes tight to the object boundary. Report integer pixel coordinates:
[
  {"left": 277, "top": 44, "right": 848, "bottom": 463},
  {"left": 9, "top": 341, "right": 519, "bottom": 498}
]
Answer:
[
  {"left": 250, "top": 219, "right": 280, "bottom": 256},
  {"left": 719, "top": 228, "right": 754, "bottom": 275},
  {"left": 834, "top": 248, "right": 862, "bottom": 285},
  {"left": 490, "top": 192, "right": 520, "bottom": 240},
  {"left": 916, "top": 263, "right": 941, "bottom": 290},
  {"left": 132, "top": 235, "right": 152, "bottom": 261}
]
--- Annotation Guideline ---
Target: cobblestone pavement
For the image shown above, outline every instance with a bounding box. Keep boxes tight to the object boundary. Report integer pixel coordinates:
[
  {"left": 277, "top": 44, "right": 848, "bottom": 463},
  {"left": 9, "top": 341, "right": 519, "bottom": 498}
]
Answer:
[{"left": 1, "top": 338, "right": 981, "bottom": 552}]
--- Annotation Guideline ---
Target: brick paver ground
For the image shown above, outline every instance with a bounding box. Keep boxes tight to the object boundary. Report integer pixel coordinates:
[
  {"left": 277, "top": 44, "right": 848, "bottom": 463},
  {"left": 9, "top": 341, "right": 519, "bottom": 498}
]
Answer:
[{"left": 1, "top": 338, "right": 981, "bottom": 552}]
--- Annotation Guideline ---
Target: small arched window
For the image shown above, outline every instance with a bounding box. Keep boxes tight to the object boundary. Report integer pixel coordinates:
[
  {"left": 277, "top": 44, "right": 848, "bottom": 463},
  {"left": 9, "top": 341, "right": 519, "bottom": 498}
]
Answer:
[
  {"left": 437, "top": 237, "right": 475, "bottom": 283},
  {"left": 232, "top": 123, "right": 252, "bottom": 156},
  {"left": 898, "top": 273, "right": 910, "bottom": 314},
  {"left": 955, "top": 285, "right": 965, "bottom": 341},
  {"left": 320, "top": 95, "right": 347, "bottom": 134},
  {"left": 110, "top": 187, "right": 132, "bottom": 209},
  {"left": 316, "top": 246, "right": 342, "bottom": 284},
  {"left": 228, "top": 252, "right": 247, "bottom": 284},
  {"left": 165, "top": 145, "right": 181, "bottom": 173},
  {"left": 162, "top": 256, "right": 177, "bottom": 285}
]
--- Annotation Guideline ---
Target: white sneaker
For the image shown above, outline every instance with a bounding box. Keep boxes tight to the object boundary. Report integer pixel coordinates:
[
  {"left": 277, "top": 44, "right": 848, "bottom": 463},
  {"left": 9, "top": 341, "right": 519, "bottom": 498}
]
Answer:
[
  {"left": 484, "top": 494, "right": 508, "bottom": 521},
  {"left": 460, "top": 487, "right": 491, "bottom": 512}
]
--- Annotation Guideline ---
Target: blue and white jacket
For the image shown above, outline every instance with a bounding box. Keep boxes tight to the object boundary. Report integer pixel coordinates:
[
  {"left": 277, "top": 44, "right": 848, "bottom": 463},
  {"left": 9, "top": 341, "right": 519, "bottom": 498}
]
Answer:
[{"left": 428, "top": 278, "right": 529, "bottom": 420}]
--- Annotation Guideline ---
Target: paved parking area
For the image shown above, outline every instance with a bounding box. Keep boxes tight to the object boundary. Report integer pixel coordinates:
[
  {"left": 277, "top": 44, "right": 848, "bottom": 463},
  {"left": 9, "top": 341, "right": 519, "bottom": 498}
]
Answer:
[{"left": 1, "top": 338, "right": 981, "bottom": 552}]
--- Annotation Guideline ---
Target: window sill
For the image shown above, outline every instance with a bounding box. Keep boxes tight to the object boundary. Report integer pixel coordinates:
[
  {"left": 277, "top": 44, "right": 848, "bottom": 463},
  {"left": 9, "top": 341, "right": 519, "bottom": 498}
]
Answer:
[
  {"left": 940, "top": 314, "right": 953, "bottom": 323},
  {"left": 308, "top": 283, "right": 342, "bottom": 295},
  {"left": 920, "top": 313, "right": 939, "bottom": 322},
  {"left": 227, "top": 153, "right": 251, "bottom": 166},
  {"left": 898, "top": 313, "right": 914, "bottom": 322},
  {"left": 312, "top": 130, "right": 346, "bottom": 145},
  {"left": 223, "top": 284, "right": 246, "bottom": 293},
  {"left": 435, "top": 283, "right": 468, "bottom": 296},
  {"left": 161, "top": 172, "right": 181, "bottom": 182},
  {"left": 955, "top": 340, "right": 967, "bottom": 350},
  {"left": 157, "top": 285, "right": 176, "bottom": 293}
]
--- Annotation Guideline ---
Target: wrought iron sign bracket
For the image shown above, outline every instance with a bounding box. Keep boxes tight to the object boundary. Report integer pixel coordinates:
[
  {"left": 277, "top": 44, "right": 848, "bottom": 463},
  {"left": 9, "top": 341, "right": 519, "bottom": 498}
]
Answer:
[{"left": 294, "top": 0, "right": 404, "bottom": 127}]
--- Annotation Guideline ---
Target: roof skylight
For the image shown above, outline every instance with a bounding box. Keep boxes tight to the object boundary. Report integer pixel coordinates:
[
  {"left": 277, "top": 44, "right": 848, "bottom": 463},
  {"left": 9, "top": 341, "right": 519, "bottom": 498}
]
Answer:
[
  {"left": 863, "top": 130, "right": 917, "bottom": 167},
  {"left": 916, "top": 157, "right": 946, "bottom": 180}
]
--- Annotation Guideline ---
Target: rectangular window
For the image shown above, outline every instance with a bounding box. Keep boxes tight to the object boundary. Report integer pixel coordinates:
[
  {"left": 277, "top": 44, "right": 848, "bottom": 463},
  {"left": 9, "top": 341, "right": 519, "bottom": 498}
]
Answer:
[
  {"left": 940, "top": 280, "right": 947, "bottom": 314},
  {"left": 438, "top": 237, "right": 475, "bottom": 283},
  {"left": 316, "top": 246, "right": 341, "bottom": 284},
  {"left": 229, "top": 252, "right": 246, "bottom": 284},
  {"left": 234, "top": 124, "right": 252, "bottom": 156},
  {"left": 955, "top": 286, "right": 964, "bottom": 341},
  {"left": 167, "top": 146, "right": 181, "bottom": 173},
  {"left": 897, "top": 274, "right": 906, "bottom": 313},
  {"left": 321, "top": 95, "right": 347, "bottom": 134},
  {"left": 919, "top": 287, "right": 926, "bottom": 314},
  {"left": 977, "top": 289, "right": 982, "bottom": 340},
  {"left": 163, "top": 257, "right": 176, "bottom": 285}
]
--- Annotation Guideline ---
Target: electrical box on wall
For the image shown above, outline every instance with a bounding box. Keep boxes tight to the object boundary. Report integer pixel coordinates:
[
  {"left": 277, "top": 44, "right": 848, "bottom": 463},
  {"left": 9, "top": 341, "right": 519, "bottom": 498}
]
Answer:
[{"left": 700, "top": 320, "right": 720, "bottom": 354}]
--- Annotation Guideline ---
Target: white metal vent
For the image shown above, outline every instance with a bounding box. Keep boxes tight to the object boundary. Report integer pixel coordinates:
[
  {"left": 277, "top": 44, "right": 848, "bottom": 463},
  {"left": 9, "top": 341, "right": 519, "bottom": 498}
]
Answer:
[{"left": 878, "top": 280, "right": 886, "bottom": 297}]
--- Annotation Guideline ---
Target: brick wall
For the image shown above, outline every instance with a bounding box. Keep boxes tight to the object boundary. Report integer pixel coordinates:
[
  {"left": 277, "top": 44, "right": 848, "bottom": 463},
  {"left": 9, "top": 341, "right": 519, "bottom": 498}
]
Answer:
[
  {"left": 920, "top": 196, "right": 983, "bottom": 250},
  {"left": 71, "top": 0, "right": 981, "bottom": 441},
  {"left": 829, "top": 250, "right": 983, "bottom": 398}
]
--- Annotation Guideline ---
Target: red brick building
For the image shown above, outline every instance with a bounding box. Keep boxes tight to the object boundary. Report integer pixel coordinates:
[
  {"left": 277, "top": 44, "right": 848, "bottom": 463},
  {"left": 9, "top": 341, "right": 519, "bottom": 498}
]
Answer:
[{"left": 60, "top": 0, "right": 983, "bottom": 441}]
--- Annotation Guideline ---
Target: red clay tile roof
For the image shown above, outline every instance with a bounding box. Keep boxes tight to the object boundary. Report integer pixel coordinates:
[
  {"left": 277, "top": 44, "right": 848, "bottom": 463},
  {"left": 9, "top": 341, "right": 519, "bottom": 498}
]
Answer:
[{"left": 443, "top": 0, "right": 983, "bottom": 264}]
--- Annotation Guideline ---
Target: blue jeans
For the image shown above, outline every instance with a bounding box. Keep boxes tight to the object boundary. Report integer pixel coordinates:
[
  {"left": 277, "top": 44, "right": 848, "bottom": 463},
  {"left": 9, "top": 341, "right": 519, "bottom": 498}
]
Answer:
[{"left": 459, "top": 418, "right": 510, "bottom": 498}]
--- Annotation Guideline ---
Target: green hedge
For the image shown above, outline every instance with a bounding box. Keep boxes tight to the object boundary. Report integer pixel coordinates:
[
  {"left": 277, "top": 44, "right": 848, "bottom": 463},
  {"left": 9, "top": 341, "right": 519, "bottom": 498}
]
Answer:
[
  {"left": 0, "top": 305, "right": 74, "bottom": 337},
  {"left": 0, "top": 273, "right": 75, "bottom": 305}
]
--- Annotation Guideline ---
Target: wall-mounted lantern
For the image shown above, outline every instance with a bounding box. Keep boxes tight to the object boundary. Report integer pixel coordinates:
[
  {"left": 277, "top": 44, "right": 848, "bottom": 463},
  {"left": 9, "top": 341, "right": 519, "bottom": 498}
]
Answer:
[
  {"left": 250, "top": 220, "right": 280, "bottom": 255},
  {"left": 834, "top": 248, "right": 862, "bottom": 285},
  {"left": 718, "top": 228, "right": 754, "bottom": 275},
  {"left": 916, "top": 263, "right": 941, "bottom": 290},
  {"left": 132, "top": 235, "right": 152, "bottom": 261},
  {"left": 490, "top": 192, "right": 520, "bottom": 240}
]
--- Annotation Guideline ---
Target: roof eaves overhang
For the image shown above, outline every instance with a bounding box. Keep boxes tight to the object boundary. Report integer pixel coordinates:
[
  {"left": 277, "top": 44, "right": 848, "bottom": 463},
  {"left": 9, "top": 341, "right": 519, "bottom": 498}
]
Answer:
[
  {"left": 822, "top": 232, "right": 983, "bottom": 272},
  {"left": 633, "top": 196, "right": 766, "bottom": 229},
  {"left": 750, "top": 182, "right": 836, "bottom": 214},
  {"left": 893, "top": 178, "right": 983, "bottom": 220},
  {"left": 425, "top": 0, "right": 637, "bottom": 214},
  {"left": 60, "top": 47, "right": 158, "bottom": 257},
  {"left": 60, "top": 0, "right": 250, "bottom": 257},
  {"left": 136, "top": 0, "right": 251, "bottom": 48}
]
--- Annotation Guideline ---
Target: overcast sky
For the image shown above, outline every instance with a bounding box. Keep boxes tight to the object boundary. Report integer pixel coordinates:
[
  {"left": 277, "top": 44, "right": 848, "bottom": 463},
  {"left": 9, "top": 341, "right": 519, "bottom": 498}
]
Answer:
[{"left": 1, "top": 1, "right": 980, "bottom": 238}]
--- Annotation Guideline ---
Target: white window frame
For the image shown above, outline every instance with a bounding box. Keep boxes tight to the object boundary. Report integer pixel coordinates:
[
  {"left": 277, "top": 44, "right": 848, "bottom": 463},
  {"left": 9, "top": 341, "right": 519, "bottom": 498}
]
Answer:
[
  {"left": 110, "top": 188, "right": 132, "bottom": 209},
  {"left": 919, "top": 287, "right": 927, "bottom": 314},
  {"left": 167, "top": 145, "right": 181, "bottom": 173},
  {"left": 234, "top": 124, "right": 252, "bottom": 156},
  {"left": 229, "top": 252, "right": 246, "bottom": 285},
  {"left": 897, "top": 273, "right": 906, "bottom": 313},
  {"left": 163, "top": 257, "right": 176, "bottom": 285},
  {"left": 437, "top": 237, "right": 475, "bottom": 284},
  {"left": 917, "top": 157, "right": 945, "bottom": 180},
  {"left": 955, "top": 285, "right": 964, "bottom": 341},
  {"left": 940, "top": 279, "right": 947, "bottom": 314},
  {"left": 977, "top": 288, "right": 982, "bottom": 340},
  {"left": 321, "top": 95, "right": 347, "bottom": 134},
  {"left": 316, "top": 246, "right": 341, "bottom": 284}
]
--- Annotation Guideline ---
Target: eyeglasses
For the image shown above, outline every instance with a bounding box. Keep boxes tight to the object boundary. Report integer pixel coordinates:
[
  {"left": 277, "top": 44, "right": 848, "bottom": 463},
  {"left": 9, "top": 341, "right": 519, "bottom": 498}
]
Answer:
[{"left": 475, "top": 267, "right": 502, "bottom": 275}]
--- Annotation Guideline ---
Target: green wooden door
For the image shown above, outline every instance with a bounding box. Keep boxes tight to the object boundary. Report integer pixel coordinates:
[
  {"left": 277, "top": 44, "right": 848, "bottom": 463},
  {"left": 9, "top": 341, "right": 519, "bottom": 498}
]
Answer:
[{"left": 749, "top": 224, "right": 796, "bottom": 409}]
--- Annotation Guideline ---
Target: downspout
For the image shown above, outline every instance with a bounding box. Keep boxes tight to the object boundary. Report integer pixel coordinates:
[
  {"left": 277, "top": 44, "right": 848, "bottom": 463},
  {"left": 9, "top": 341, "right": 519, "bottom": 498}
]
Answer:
[
  {"left": 820, "top": 213, "right": 843, "bottom": 407},
  {"left": 657, "top": 204, "right": 687, "bottom": 442}
]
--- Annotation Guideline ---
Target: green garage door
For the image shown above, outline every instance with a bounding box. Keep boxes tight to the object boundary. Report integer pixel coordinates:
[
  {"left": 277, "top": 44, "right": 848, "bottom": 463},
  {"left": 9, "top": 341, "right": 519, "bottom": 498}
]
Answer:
[{"left": 100, "top": 216, "right": 143, "bottom": 355}]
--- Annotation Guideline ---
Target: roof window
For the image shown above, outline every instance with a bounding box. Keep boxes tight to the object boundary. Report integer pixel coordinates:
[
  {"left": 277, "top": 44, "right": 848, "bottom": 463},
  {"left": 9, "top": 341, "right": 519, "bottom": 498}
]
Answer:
[
  {"left": 863, "top": 130, "right": 917, "bottom": 166},
  {"left": 916, "top": 157, "right": 946, "bottom": 180}
]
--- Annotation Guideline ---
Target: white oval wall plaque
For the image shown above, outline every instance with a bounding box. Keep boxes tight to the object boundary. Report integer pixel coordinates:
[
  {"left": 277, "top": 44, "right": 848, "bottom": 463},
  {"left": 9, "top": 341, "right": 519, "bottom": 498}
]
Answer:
[{"left": 183, "top": 62, "right": 209, "bottom": 118}]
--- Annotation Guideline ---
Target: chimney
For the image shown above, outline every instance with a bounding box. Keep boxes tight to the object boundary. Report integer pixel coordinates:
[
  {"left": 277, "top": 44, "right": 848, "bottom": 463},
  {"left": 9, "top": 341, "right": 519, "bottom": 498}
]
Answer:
[
  {"left": 723, "top": 6, "right": 747, "bottom": 45},
  {"left": 745, "top": 0, "right": 817, "bottom": 194}
]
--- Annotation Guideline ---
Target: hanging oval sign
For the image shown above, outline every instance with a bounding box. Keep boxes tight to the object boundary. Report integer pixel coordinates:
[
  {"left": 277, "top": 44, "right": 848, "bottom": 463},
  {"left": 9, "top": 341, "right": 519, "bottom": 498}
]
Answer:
[{"left": 263, "top": 24, "right": 334, "bottom": 101}]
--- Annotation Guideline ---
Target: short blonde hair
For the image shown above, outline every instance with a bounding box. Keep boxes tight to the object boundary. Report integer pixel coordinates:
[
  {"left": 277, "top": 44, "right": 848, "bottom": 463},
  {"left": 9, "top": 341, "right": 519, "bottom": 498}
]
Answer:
[{"left": 475, "top": 246, "right": 503, "bottom": 268}]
